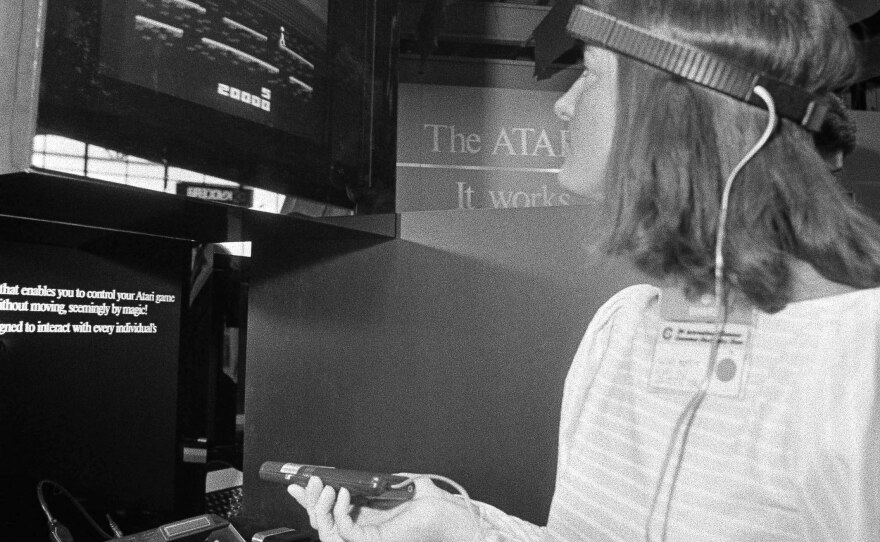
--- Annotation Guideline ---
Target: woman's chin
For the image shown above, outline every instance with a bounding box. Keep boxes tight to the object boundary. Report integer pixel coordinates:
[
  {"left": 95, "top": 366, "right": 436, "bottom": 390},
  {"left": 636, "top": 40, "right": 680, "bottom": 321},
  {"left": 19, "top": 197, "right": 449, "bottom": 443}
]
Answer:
[{"left": 558, "top": 172, "right": 603, "bottom": 203}]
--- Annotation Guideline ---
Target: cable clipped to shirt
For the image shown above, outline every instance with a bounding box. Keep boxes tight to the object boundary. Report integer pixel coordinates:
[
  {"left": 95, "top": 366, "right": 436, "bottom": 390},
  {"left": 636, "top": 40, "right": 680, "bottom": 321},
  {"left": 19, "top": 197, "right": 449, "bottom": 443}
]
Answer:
[{"left": 644, "top": 86, "right": 778, "bottom": 542}]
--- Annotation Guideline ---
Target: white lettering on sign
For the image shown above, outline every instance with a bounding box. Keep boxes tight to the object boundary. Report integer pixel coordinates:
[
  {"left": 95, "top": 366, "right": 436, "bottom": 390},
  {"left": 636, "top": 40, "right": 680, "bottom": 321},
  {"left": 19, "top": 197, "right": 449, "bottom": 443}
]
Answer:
[
  {"left": 456, "top": 182, "right": 570, "bottom": 210},
  {"left": 423, "top": 124, "right": 482, "bottom": 154},
  {"left": 492, "top": 127, "right": 563, "bottom": 157},
  {"left": 421, "top": 124, "right": 568, "bottom": 157}
]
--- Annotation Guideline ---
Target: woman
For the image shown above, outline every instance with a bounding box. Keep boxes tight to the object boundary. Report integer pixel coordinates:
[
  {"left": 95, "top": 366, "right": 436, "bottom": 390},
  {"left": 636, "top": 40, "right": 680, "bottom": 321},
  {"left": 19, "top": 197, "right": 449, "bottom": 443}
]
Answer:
[{"left": 290, "top": 0, "right": 880, "bottom": 539}]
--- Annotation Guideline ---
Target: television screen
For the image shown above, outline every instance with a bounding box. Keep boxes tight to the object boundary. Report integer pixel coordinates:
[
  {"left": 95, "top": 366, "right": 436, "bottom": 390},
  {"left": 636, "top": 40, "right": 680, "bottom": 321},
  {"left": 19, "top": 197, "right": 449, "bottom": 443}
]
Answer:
[
  {"left": 100, "top": 0, "right": 325, "bottom": 138},
  {"left": 31, "top": 0, "right": 396, "bottom": 211}
]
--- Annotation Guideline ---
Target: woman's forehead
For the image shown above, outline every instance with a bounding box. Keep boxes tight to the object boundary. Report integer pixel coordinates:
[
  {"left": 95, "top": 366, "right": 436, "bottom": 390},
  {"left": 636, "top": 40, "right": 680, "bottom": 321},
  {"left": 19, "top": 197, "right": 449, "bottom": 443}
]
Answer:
[
  {"left": 582, "top": 43, "right": 609, "bottom": 56},
  {"left": 582, "top": 45, "right": 617, "bottom": 68}
]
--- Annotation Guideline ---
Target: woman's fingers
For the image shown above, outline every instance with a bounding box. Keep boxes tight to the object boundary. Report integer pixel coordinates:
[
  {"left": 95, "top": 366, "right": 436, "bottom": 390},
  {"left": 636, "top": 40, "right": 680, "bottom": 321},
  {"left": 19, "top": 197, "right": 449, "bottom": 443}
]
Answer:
[
  {"left": 315, "top": 484, "right": 344, "bottom": 541},
  {"left": 305, "top": 475, "right": 323, "bottom": 504},
  {"left": 289, "top": 475, "right": 450, "bottom": 542},
  {"left": 286, "top": 483, "right": 305, "bottom": 504},
  {"left": 303, "top": 476, "right": 324, "bottom": 529},
  {"left": 333, "top": 487, "right": 361, "bottom": 539}
]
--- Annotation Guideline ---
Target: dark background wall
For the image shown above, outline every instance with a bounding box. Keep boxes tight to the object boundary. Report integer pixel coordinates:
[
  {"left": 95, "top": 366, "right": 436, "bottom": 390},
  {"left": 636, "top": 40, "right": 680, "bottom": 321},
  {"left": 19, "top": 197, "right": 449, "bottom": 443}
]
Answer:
[{"left": 241, "top": 204, "right": 646, "bottom": 532}]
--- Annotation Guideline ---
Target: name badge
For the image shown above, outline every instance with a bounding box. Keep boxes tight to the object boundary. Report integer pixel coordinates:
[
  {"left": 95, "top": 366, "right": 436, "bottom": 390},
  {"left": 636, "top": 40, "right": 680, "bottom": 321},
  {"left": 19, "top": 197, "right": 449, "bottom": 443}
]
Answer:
[{"left": 649, "top": 288, "right": 754, "bottom": 399}]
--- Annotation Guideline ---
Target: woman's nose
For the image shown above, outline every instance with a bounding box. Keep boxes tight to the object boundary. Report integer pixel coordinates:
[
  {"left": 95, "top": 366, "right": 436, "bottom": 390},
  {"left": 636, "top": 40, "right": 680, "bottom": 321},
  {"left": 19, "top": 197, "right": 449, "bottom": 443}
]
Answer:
[{"left": 554, "top": 81, "right": 580, "bottom": 122}]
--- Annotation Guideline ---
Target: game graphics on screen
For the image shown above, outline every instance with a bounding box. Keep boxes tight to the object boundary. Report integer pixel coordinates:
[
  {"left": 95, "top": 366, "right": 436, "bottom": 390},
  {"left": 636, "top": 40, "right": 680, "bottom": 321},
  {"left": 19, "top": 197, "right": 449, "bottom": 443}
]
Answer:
[{"left": 101, "top": 0, "right": 326, "bottom": 136}]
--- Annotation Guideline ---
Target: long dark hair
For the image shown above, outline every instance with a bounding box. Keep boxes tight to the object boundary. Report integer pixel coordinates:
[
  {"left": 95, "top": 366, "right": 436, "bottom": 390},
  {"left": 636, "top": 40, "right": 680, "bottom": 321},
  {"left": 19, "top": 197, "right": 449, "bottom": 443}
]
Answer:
[{"left": 588, "top": 0, "right": 880, "bottom": 312}]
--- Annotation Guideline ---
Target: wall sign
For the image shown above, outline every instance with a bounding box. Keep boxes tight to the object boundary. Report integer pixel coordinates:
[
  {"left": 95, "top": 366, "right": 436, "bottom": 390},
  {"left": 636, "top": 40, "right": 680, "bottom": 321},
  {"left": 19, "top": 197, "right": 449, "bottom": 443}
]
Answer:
[{"left": 396, "top": 83, "right": 586, "bottom": 212}]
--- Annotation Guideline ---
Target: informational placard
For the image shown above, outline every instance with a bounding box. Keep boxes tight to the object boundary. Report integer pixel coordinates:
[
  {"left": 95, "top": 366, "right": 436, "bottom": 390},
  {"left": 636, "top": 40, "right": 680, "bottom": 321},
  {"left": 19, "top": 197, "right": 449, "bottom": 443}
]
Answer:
[
  {"left": 396, "top": 83, "right": 585, "bottom": 212},
  {"left": 0, "top": 232, "right": 184, "bottom": 339},
  {"left": 0, "top": 221, "right": 191, "bottom": 528},
  {"left": 0, "top": 282, "right": 176, "bottom": 336}
]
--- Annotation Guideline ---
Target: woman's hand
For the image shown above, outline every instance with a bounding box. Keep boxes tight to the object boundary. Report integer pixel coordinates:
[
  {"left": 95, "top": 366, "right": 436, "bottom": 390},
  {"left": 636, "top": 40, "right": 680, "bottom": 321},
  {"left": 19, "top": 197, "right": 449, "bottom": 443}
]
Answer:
[{"left": 288, "top": 475, "right": 480, "bottom": 542}]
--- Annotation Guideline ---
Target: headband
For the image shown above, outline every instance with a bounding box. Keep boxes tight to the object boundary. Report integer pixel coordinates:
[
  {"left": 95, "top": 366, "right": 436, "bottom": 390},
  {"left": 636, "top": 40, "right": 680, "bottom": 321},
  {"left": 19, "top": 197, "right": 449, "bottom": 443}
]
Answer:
[{"left": 566, "top": 5, "right": 829, "bottom": 132}]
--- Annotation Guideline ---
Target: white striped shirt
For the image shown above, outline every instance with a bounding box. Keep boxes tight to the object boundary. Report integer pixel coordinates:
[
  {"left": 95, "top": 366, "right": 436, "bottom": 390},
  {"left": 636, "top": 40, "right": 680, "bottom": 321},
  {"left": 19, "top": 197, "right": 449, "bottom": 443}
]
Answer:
[{"left": 475, "top": 284, "right": 880, "bottom": 541}]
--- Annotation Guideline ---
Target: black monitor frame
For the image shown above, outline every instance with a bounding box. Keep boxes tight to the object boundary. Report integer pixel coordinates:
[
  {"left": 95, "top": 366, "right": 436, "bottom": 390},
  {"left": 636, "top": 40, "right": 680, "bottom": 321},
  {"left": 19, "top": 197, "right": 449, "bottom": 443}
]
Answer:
[{"left": 1, "top": 0, "right": 398, "bottom": 213}]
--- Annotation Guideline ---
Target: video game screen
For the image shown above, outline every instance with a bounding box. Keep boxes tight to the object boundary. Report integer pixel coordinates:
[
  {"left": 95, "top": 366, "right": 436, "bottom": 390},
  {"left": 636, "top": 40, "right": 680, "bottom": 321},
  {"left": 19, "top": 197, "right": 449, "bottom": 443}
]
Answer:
[
  {"left": 34, "top": 0, "right": 396, "bottom": 209},
  {"left": 101, "top": 0, "right": 327, "bottom": 138}
]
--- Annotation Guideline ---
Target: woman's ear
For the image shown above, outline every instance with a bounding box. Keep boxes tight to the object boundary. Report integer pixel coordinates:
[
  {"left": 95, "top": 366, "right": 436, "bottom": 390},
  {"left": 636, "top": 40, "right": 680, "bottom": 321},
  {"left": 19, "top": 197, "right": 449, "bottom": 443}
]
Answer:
[{"left": 829, "top": 150, "right": 844, "bottom": 173}]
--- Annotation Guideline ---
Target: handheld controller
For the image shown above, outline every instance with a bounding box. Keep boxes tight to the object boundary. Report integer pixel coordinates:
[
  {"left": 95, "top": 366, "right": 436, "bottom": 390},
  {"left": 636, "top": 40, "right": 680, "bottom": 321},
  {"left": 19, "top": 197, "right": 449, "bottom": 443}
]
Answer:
[{"left": 259, "top": 462, "right": 415, "bottom": 502}]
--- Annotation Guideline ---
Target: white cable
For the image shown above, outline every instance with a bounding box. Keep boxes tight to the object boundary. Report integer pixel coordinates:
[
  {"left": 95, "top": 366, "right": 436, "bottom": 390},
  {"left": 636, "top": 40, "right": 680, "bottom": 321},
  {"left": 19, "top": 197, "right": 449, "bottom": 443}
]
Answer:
[
  {"left": 714, "top": 86, "right": 778, "bottom": 305},
  {"left": 391, "top": 474, "right": 483, "bottom": 539},
  {"left": 644, "top": 86, "right": 777, "bottom": 541}
]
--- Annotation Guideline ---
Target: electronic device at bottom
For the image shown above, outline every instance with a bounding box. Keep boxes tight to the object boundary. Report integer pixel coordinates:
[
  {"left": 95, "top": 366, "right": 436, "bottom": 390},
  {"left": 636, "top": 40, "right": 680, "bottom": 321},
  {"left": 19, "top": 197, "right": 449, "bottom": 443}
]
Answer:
[
  {"left": 251, "top": 527, "right": 309, "bottom": 542},
  {"left": 259, "top": 461, "right": 415, "bottom": 503},
  {"left": 108, "top": 514, "right": 245, "bottom": 542},
  {"left": 205, "top": 485, "right": 243, "bottom": 519}
]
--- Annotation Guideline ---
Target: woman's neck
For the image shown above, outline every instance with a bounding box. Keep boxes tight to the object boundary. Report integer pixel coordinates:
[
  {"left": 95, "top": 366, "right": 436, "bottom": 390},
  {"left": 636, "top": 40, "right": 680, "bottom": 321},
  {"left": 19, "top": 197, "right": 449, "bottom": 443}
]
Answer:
[{"left": 787, "top": 258, "right": 858, "bottom": 303}]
